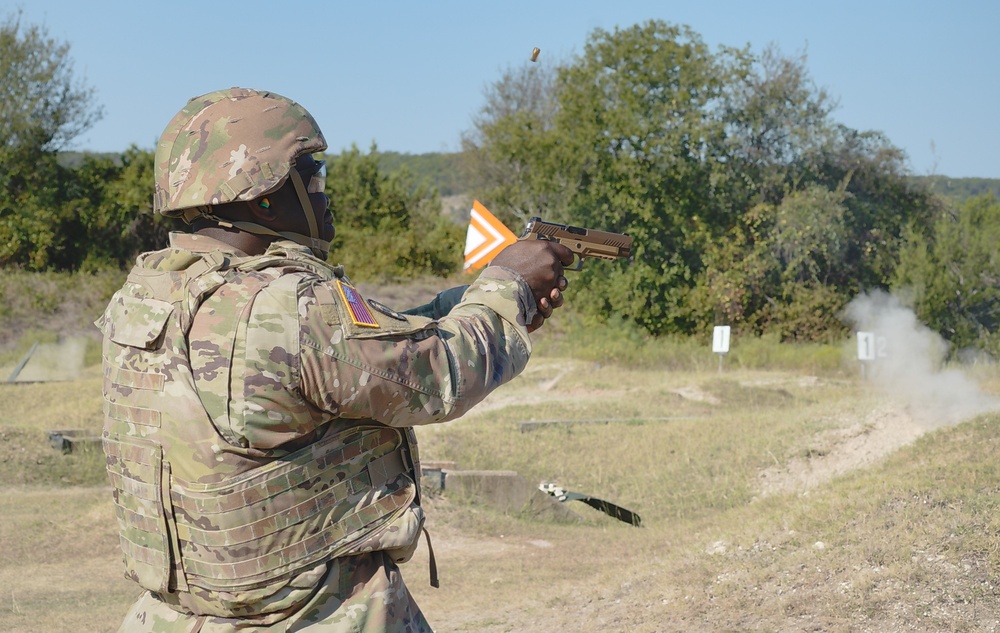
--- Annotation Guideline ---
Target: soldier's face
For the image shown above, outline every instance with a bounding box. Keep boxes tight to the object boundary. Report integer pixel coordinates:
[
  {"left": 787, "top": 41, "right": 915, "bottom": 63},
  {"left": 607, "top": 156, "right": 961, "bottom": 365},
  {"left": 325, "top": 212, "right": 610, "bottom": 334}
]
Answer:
[
  {"left": 266, "top": 154, "right": 334, "bottom": 243},
  {"left": 294, "top": 156, "right": 334, "bottom": 243}
]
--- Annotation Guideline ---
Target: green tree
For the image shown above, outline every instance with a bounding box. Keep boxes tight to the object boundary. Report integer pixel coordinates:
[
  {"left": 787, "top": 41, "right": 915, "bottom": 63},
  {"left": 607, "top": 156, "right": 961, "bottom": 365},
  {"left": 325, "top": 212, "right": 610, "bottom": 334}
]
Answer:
[
  {"left": 770, "top": 181, "right": 850, "bottom": 286},
  {"left": 460, "top": 63, "right": 565, "bottom": 228},
  {"left": 0, "top": 152, "right": 68, "bottom": 269},
  {"left": 375, "top": 151, "right": 466, "bottom": 197},
  {"left": 0, "top": 9, "right": 105, "bottom": 270},
  {"left": 465, "top": 21, "right": 737, "bottom": 335},
  {"left": 465, "top": 19, "right": 936, "bottom": 340},
  {"left": 67, "top": 147, "right": 173, "bottom": 269},
  {"left": 719, "top": 45, "right": 837, "bottom": 205},
  {"left": 561, "top": 22, "right": 737, "bottom": 335},
  {"left": 0, "top": 10, "right": 103, "bottom": 195},
  {"left": 894, "top": 194, "right": 1000, "bottom": 355},
  {"left": 692, "top": 185, "right": 855, "bottom": 342},
  {"left": 328, "top": 144, "right": 463, "bottom": 279},
  {"left": 701, "top": 46, "right": 934, "bottom": 339}
]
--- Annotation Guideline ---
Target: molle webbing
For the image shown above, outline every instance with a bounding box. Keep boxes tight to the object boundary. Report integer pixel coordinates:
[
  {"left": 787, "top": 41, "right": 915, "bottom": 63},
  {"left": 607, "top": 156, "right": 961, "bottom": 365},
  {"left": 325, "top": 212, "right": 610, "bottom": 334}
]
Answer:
[
  {"left": 101, "top": 248, "right": 422, "bottom": 598},
  {"left": 168, "top": 425, "right": 412, "bottom": 590},
  {"left": 104, "top": 434, "right": 172, "bottom": 593}
]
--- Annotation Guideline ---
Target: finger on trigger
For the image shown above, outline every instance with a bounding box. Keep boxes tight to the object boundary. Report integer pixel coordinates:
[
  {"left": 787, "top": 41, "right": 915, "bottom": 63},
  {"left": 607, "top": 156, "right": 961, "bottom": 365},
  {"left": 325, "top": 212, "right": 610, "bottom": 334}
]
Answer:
[{"left": 550, "top": 242, "right": 575, "bottom": 267}]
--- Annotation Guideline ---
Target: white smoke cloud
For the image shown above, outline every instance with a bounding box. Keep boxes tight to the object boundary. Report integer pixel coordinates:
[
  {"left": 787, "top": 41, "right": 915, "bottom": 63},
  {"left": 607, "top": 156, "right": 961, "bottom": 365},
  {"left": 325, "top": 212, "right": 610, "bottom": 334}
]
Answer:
[
  {"left": 7, "top": 337, "right": 87, "bottom": 383},
  {"left": 843, "top": 290, "right": 1000, "bottom": 428}
]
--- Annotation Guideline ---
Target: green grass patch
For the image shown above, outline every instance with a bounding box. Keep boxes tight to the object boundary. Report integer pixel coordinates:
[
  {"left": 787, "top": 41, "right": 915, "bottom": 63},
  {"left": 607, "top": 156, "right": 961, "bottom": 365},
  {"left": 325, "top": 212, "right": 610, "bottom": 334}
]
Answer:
[{"left": 535, "top": 314, "right": 854, "bottom": 376}]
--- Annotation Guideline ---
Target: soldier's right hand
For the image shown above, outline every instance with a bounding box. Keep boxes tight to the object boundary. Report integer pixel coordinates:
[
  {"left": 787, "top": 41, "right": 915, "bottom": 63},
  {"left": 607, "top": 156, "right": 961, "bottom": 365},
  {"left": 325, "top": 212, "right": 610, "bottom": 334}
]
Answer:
[{"left": 489, "top": 240, "right": 574, "bottom": 331}]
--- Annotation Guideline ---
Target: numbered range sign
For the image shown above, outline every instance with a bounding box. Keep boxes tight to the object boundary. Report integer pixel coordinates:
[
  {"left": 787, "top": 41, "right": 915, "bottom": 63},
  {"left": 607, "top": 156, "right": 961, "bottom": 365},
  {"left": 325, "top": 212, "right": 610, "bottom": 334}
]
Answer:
[
  {"left": 713, "top": 326, "right": 731, "bottom": 354},
  {"left": 857, "top": 332, "right": 875, "bottom": 360},
  {"left": 857, "top": 331, "right": 887, "bottom": 360}
]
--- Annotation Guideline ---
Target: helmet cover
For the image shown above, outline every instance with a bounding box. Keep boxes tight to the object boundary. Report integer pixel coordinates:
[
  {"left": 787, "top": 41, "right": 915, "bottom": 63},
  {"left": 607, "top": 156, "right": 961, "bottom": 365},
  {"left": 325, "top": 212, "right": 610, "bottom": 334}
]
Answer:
[{"left": 154, "top": 87, "right": 327, "bottom": 220}]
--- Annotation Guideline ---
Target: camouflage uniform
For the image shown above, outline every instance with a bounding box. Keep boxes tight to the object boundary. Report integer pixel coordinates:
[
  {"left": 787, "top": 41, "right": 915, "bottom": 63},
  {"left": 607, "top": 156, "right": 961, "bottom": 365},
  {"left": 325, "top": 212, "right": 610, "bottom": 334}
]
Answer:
[{"left": 100, "top": 88, "right": 539, "bottom": 632}]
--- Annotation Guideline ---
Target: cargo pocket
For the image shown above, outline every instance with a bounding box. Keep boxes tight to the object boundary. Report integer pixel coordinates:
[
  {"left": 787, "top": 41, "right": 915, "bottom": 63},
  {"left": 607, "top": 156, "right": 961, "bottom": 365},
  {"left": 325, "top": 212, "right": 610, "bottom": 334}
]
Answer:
[
  {"left": 99, "top": 292, "right": 173, "bottom": 350},
  {"left": 104, "top": 433, "right": 172, "bottom": 593}
]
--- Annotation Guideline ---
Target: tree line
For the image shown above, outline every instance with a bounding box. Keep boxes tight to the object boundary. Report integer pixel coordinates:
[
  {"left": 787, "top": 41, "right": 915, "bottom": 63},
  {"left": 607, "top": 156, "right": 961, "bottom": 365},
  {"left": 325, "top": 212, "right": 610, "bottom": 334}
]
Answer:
[
  {"left": 2, "top": 12, "right": 998, "bottom": 355},
  {"left": 458, "top": 21, "right": 1000, "bottom": 354}
]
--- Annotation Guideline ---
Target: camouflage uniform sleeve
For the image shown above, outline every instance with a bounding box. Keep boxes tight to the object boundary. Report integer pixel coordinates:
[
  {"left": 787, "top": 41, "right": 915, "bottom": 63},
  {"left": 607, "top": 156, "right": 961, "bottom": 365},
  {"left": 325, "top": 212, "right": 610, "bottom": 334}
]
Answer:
[
  {"left": 298, "top": 267, "right": 536, "bottom": 427},
  {"left": 400, "top": 285, "right": 470, "bottom": 319}
]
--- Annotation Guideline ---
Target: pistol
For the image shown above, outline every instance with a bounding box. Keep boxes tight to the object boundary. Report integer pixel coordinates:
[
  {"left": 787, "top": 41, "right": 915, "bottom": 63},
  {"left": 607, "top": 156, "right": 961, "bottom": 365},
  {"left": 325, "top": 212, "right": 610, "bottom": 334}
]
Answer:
[{"left": 519, "top": 217, "right": 633, "bottom": 271}]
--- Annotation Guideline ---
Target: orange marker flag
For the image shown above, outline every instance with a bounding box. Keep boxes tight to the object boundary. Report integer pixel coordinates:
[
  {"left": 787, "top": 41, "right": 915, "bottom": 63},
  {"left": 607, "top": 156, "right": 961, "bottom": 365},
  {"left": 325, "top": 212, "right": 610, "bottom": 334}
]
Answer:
[{"left": 464, "top": 200, "right": 518, "bottom": 272}]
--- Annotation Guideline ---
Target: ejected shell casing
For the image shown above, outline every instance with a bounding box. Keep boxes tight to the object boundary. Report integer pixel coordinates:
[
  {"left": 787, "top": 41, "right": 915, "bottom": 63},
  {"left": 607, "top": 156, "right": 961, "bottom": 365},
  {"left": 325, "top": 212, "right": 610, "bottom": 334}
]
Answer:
[{"left": 530, "top": 47, "right": 540, "bottom": 62}]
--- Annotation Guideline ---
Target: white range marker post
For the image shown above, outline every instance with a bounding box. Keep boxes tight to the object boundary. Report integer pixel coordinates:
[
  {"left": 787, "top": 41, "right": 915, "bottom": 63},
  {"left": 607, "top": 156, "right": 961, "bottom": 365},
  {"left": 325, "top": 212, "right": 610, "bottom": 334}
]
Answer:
[
  {"left": 856, "top": 331, "right": 875, "bottom": 380},
  {"left": 712, "top": 325, "right": 731, "bottom": 373}
]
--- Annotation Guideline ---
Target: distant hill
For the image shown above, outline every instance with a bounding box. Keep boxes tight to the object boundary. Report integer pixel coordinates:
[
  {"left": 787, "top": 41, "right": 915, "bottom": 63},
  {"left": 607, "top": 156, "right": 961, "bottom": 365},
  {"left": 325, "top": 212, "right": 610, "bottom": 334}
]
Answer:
[
  {"left": 57, "top": 151, "right": 123, "bottom": 168},
  {"left": 56, "top": 150, "right": 998, "bottom": 206},
  {"left": 910, "top": 175, "right": 1000, "bottom": 203},
  {"left": 374, "top": 151, "right": 466, "bottom": 197},
  {"left": 375, "top": 153, "right": 1000, "bottom": 206}
]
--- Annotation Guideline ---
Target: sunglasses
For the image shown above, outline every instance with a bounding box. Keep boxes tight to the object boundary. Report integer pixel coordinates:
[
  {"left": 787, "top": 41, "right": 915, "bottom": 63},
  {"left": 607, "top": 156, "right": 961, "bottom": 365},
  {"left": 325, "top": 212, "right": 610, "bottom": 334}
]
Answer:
[{"left": 295, "top": 159, "right": 327, "bottom": 194}]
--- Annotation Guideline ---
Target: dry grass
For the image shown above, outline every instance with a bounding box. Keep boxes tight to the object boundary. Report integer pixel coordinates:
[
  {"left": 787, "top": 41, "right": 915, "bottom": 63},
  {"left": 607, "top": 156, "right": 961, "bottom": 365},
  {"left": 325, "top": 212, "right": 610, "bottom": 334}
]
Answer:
[
  {"left": 2, "top": 353, "right": 999, "bottom": 632},
  {"left": 408, "top": 360, "right": 1000, "bottom": 632},
  {"left": 0, "top": 487, "right": 138, "bottom": 633}
]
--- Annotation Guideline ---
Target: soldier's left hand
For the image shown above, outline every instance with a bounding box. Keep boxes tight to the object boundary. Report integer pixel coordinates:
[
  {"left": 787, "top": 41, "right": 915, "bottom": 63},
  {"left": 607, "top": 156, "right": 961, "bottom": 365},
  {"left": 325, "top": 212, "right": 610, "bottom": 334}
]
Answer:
[{"left": 528, "top": 274, "right": 568, "bottom": 332}]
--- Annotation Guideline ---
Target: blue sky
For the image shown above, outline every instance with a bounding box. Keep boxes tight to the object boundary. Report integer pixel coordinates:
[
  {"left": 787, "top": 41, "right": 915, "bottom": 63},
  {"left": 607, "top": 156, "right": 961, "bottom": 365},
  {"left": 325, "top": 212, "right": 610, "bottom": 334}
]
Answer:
[{"left": 10, "top": 1, "right": 998, "bottom": 178}]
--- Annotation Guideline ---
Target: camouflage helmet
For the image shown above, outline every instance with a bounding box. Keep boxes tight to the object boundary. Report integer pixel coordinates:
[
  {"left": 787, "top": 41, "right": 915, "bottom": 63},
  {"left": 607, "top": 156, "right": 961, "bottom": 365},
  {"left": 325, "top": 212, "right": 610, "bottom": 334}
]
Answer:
[{"left": 153, "top": 87, "right": 327, "bottom": 221}]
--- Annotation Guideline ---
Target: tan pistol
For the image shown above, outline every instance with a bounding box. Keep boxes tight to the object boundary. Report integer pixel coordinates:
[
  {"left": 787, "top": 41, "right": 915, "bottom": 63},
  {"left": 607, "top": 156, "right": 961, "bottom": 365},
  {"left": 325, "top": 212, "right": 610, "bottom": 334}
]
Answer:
[{"left": 519, "top": 217, "right": 633, "bottom": 271}]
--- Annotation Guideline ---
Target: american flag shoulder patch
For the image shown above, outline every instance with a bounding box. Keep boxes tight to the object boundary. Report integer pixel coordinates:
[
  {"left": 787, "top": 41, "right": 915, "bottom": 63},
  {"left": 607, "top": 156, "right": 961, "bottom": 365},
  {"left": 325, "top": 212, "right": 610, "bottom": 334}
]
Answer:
[{"left": 336, "top": 280, "right": 380, "bottom": 328}]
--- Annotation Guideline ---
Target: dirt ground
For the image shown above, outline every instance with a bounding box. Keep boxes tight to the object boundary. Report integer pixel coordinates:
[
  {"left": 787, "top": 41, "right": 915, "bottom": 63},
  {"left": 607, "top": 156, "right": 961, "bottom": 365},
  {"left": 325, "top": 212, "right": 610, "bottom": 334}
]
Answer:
[{"left": 756, "top": 403, "right": 926, "bottom": 497}]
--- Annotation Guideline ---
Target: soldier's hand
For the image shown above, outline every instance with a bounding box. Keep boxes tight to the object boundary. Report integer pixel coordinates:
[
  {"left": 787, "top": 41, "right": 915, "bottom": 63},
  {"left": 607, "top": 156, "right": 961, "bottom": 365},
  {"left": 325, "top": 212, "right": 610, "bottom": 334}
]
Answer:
[
  {"left": 530, "top": 274, "right": 569, "bottom": 332},
  {"left": 489, "top": 240, "right": 574, "bottom": 332}
]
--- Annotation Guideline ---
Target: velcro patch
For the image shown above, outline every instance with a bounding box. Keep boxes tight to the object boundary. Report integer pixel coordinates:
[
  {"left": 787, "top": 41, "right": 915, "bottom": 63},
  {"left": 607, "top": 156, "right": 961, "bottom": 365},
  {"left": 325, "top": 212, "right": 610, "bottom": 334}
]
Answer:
[
  {"left": 368, "top": 299, "right": 408, "bottom": 322},
  {"left": 336, "top": 280, "right": 379, "bottom": 328}
]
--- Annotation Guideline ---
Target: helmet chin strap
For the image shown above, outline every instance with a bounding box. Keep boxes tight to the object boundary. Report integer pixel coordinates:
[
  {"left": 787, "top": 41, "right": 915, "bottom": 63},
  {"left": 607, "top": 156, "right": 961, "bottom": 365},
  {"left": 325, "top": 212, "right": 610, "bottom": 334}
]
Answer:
[
  {"left": 206, "top": 217, "right": 331, "bottom": 259},
  {"left": 287, "top": 166, "right": 322, "bottom": 242},
  {"left": 201, "top": 167, "right": 331, "bottom": 259}
]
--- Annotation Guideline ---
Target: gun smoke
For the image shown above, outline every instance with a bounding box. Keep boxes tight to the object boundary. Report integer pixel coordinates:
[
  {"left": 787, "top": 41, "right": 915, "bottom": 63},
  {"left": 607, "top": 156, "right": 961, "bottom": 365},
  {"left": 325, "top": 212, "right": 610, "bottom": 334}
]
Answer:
[
  {"left": 6, "top": 337, "right": 87, "bottom": 383},
  {"left": 844, "top": 290, "right": 1000, "bottom": 428}
]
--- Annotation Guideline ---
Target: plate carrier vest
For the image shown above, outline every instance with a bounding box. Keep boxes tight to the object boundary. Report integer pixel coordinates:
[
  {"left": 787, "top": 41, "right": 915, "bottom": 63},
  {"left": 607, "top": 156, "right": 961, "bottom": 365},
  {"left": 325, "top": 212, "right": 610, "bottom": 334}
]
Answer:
[{"left": 98, "top": 246, "right": 421, "bottom": 607}]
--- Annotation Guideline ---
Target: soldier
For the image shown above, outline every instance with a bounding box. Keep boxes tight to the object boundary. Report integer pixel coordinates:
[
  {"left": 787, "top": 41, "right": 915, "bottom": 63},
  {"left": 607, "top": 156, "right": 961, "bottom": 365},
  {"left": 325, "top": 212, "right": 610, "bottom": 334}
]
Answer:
[{"left": 97, "top": 87, "right": 572, "bottom": 632}]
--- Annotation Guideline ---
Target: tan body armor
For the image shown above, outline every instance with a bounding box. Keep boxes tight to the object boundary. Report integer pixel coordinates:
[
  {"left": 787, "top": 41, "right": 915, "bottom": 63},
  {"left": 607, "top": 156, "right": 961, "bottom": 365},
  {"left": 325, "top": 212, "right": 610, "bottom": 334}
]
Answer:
[{"left": 98, "top": 246, "right": 422, "bottom": 617}]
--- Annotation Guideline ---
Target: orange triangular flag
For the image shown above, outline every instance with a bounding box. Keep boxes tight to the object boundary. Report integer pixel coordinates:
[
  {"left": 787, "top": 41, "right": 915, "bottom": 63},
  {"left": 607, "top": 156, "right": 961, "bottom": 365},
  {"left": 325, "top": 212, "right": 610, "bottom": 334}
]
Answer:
[{"left": 464, "top": 200, "right": 518, "bottom": 271}]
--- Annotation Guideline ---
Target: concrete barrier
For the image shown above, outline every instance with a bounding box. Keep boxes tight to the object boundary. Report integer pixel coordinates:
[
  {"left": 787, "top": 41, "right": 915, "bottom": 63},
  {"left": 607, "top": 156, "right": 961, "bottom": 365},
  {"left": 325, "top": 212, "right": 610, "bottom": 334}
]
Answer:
[{"left": 438, "top": 468, "right": 581, "bottom": 523}]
